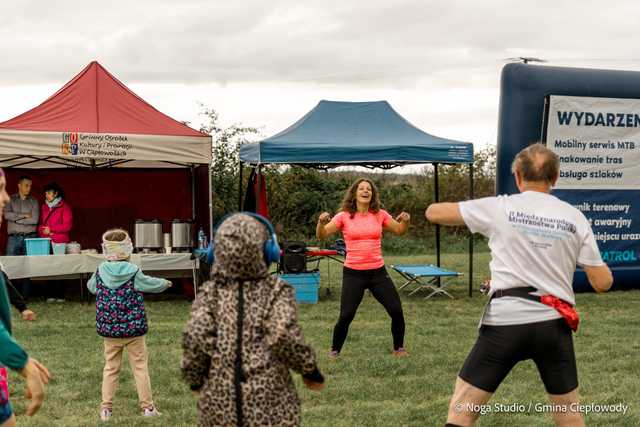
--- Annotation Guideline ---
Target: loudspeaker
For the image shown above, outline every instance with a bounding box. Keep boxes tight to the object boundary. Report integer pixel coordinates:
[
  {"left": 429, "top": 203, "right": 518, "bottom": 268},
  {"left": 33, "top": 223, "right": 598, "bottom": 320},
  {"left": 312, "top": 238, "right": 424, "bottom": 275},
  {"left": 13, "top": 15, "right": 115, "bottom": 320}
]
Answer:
[{"left": 281, "top": 241, "right": 307, "bottom": 274}]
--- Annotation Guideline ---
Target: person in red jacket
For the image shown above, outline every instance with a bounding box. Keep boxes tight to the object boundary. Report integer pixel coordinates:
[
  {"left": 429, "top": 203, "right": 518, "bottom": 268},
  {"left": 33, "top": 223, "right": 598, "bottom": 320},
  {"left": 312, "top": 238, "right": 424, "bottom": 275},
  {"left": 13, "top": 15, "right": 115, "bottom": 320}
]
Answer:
[
  {"left": 38, "top": 182, "right": 73, "bottom": 302},
  {"left": 38, "top": 182, "right": 72, "bottom": 244}
]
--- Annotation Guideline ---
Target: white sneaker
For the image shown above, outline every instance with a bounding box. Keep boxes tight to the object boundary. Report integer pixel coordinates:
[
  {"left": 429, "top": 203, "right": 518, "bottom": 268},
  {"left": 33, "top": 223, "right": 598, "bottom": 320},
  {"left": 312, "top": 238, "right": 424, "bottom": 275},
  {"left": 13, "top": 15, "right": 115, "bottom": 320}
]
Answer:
[
  {"left": 100, "top": 408, "right": 112, "bottom": 421},
  {"left": 143, "top": 407, "right": 161, "bottom": 417},
  {"left": 46, "top": 298, "right": 56, "bottom": 303},
  {"left": 55, "top": 298, "right": 65, "bottom": 303}
]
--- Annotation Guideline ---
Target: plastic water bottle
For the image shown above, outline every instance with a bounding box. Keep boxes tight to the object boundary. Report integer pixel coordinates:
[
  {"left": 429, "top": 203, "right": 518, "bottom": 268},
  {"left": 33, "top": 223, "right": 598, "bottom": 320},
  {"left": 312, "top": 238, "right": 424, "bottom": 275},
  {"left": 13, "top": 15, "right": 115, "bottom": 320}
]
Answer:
[{"left": 198, "top": 228, "right": 206, "bottom": 249}]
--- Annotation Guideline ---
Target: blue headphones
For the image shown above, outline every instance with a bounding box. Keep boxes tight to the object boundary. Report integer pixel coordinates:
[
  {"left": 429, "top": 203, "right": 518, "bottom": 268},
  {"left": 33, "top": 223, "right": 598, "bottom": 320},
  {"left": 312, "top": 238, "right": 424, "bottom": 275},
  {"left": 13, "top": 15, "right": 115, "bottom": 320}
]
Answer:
[{"left": 207, "top": 212, "right": 280, "bottom": 267}]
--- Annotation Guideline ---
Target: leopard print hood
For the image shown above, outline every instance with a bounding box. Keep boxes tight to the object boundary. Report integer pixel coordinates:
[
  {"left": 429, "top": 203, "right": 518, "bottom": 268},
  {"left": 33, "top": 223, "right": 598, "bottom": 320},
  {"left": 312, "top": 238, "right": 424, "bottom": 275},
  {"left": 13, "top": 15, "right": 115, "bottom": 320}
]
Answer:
[{"left": 211, "top": 213, "right": 270, "bottom": 280}]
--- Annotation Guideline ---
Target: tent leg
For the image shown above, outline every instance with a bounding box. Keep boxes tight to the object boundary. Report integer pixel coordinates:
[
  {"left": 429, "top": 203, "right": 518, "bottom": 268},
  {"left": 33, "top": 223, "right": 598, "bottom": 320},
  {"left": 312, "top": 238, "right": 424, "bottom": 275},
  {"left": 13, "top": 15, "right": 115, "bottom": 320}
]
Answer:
[
  {"left": 208, "top": 166, "right": 214, "bottom": 240},
  {"left": 256, "top": 164, "right": 262, "bottom": 214},
  {"left": 434, "top": 163, "right": 441, "bottom": 287},
  {"left": 469, "top": 164, "right": 474, "bottom": 297},
  {"left": 238, "top": 161, "right": 243, "bottom": 211},
  {"left": 190, "top": 166, "right": 196, "bottom": 221},
  {"left": 434, "top": 163, "right": 440, "bottom": 267}
]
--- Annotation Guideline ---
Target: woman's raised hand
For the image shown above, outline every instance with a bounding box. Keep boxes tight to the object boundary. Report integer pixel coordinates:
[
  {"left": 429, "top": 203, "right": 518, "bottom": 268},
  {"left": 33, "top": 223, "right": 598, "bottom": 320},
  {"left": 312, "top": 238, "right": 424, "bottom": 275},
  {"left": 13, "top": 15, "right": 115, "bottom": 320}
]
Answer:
[
  {"left": 318, "top": 212, "right": 331, "bottom": 225},
  {"left": 396, "top": 212, "right": 411, "bottom": 223}
]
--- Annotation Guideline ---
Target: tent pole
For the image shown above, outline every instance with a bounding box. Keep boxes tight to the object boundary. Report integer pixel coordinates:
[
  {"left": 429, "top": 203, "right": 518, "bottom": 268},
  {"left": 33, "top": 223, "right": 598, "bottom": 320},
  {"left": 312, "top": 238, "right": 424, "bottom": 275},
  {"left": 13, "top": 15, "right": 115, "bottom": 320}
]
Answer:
[
  {"left": 434, "top": 163, "right": 440, "bottom": 270},
  {"left": 256, "top": 164, "right": 262, "bottom": 214},
  {"left": 190, "top": 166, "right": 196, "bottom": 221},
  {"left": 238, "top": 161, "right": 243, "bottom": 211},
  {"left": 469, "top": 163, "right": 474, "bottom": 297},
  {"left": 208, "top": 166, "right": 214, "bottom": 240}
]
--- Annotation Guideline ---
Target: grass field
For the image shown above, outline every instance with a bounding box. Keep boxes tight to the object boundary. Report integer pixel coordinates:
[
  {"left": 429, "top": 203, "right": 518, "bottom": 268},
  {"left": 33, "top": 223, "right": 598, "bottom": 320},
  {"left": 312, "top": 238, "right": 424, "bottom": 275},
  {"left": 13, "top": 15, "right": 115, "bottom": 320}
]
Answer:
[{"left": 8, "top": 251, "right": 640, "bottom": 426}]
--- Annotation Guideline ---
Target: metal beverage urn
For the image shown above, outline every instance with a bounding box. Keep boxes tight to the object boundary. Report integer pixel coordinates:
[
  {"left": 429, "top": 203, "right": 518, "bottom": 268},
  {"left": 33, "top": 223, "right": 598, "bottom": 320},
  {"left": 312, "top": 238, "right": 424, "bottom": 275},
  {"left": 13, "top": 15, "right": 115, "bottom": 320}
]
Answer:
[
  {"left": 171, "top": 219, "right": 194, "bottom": 252},
  {"left": 134, "top": 219, "right": 163, "bottom": 252}
]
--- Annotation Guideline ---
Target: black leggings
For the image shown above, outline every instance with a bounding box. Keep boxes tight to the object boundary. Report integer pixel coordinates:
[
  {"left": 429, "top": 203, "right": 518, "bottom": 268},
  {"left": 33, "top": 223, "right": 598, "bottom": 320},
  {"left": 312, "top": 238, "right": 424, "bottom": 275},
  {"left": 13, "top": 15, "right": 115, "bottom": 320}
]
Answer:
[{"left": 332, "top": 266, "right": 405, "bottom": 352}]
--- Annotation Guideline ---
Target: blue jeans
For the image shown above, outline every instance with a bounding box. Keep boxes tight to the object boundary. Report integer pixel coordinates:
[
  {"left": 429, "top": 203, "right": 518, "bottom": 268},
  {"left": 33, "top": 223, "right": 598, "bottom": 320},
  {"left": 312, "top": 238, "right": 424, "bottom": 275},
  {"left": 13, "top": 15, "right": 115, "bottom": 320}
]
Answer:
[
  {"left": 6, "top": 234, "right": 31, "bottom": 256},
  {"left": 6, "top": 233, "right": 37, "bottom": 299}
]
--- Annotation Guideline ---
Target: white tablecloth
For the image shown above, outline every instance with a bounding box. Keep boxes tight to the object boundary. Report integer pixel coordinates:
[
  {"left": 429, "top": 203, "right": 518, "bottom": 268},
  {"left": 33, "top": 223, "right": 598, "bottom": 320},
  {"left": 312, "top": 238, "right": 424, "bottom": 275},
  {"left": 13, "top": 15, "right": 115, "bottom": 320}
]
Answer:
[{"left": 0, "top": 253, "right": 196, "bottom": 280}]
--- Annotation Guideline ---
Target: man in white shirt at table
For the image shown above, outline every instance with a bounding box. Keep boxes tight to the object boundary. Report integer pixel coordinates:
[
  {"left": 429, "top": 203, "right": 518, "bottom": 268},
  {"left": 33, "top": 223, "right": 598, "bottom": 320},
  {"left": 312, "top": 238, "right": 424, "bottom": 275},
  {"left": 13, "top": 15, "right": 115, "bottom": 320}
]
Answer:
[{"left": 425, "top": 143, "right": 613, "bottom": 427}]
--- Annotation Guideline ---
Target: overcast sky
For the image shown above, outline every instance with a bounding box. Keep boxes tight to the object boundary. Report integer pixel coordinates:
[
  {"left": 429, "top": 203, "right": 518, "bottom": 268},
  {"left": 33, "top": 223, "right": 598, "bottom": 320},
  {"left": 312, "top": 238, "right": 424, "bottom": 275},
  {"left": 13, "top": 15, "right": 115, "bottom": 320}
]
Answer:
[{"left": 2, "top": 0, "right": 639, "bottom": 150}]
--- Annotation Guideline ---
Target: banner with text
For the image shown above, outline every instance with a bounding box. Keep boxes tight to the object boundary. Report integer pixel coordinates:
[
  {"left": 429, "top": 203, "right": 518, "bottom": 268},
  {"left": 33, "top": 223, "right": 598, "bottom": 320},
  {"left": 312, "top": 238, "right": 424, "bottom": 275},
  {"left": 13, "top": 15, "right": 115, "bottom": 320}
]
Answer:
[
  {"left": 546, "top": 95, "right": 640, "bottom": 268},
  {"left": 547, "top": 95, "right": 640, "bottom": 189},
  {"left": 0, "top": 129, "right": 211, "bottom": 165}
]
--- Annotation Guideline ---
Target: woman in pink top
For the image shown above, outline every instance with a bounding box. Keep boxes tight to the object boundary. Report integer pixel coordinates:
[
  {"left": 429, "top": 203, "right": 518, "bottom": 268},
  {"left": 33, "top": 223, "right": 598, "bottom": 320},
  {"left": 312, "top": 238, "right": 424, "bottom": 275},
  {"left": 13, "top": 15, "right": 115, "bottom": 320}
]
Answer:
[
  {"left": 317, "top": 178, "right": 410, "bottom": 358},
  {"left": 38, "top": 182, "right": 73, "bottom": 302}
]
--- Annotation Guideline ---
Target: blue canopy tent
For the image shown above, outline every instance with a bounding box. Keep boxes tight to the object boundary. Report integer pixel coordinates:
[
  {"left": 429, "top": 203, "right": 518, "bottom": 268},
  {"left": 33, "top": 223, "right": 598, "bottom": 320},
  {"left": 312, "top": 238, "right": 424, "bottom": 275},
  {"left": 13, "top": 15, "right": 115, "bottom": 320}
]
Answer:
[
  {"left": 240, "top": 100, "right": 473, "bottom": 167},
  {"left": 239, "top": 100, "right": 476, "bottom": 295}
]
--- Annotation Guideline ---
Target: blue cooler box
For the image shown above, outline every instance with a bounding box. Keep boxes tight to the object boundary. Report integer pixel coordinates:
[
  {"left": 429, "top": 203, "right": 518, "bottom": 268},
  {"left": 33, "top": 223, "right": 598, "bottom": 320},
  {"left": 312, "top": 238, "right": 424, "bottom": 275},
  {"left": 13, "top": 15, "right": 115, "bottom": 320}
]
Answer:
[
  {"left": 25, "top": 238, "right": 51, "bottom": 256},
  {"left": 279, "top": 273, "right": 320, "bottom": 304}
]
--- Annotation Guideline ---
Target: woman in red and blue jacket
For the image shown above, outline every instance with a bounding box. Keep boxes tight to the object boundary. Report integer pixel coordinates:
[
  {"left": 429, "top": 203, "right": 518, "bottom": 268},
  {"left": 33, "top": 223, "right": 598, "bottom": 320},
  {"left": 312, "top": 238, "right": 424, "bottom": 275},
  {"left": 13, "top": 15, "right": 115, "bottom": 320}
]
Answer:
[
  {"left": 38, "top": 182, "right": 72, "bottom": 244},
  {"left": 38, "top": 182, "right": 73, "bottom": 302}
]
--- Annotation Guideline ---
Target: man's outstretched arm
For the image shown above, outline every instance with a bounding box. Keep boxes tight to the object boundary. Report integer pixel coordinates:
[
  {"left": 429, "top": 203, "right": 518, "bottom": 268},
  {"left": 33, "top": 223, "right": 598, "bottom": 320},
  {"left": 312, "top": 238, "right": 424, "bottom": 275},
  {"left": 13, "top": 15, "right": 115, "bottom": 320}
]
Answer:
[
  {"left": 425, "top": 203, "right": 465, "bottom": 226},
  {"left": 583, "top": 264, "right": 613, "bottom": 293}
]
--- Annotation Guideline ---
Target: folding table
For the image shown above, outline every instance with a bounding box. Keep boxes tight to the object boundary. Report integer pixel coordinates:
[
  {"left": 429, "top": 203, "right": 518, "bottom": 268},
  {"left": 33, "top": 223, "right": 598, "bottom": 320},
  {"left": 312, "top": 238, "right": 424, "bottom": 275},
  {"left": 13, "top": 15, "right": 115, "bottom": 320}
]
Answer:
[{"left": 390, "top": 264, "right": 461, "bottom": 299}]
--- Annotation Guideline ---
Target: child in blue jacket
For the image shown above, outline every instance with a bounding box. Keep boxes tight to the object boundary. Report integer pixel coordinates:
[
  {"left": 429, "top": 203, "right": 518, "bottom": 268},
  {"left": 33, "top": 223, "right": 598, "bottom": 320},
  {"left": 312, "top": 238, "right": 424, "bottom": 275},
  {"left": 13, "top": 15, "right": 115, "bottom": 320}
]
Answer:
[{"left": 87, "top": 228, "right": 171, "bottom": 422}]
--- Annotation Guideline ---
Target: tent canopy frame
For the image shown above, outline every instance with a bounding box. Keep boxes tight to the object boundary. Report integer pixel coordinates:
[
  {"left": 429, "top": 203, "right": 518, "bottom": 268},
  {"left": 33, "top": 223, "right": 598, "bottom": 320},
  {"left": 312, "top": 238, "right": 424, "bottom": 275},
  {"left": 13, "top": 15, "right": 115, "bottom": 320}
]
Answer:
[{"left": 3, "top": 155, "right": 202, "bottom": 169}]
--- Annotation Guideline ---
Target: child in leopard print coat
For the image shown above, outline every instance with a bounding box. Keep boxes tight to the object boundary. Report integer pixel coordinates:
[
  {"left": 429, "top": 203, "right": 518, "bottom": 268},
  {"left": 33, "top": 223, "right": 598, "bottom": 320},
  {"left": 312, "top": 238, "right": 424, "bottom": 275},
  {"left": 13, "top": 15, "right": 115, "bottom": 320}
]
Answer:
[{"left": 182, "top": 213, "right": 324, "bottom": 426}]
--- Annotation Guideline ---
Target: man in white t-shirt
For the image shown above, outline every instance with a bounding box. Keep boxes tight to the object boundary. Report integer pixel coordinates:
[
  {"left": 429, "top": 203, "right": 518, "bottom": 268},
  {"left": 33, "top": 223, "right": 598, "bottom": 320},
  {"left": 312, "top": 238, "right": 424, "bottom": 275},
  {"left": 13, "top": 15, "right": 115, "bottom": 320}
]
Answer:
[{"left": 425, "top": 143, "right": 612, "bottom": 427}]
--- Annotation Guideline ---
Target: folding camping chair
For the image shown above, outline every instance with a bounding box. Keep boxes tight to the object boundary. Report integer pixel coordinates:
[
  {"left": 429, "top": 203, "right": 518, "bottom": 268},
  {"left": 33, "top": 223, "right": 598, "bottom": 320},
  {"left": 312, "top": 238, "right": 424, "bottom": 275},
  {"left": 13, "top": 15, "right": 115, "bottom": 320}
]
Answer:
[{"left": 390, "top": 264, "right": 461, "bottom": 299}]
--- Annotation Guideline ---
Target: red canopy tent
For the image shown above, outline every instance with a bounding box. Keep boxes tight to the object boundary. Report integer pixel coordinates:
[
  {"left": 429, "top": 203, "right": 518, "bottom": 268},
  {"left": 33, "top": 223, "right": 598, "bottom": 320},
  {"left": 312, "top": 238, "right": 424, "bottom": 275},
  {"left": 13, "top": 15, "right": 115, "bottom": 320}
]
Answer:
[{"left": 0, "top": 61, "right": 212, "bottom": 252}]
